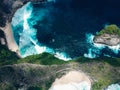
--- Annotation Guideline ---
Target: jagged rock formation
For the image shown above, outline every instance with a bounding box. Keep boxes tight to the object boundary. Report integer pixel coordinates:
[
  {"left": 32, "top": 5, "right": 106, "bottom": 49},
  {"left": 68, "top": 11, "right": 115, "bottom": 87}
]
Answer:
[
  {"left": 94, "top": 34, "right": 120, "bottom": 46},
  {"left": 94, "top": 24, "right": 120, "bottom": 46}
]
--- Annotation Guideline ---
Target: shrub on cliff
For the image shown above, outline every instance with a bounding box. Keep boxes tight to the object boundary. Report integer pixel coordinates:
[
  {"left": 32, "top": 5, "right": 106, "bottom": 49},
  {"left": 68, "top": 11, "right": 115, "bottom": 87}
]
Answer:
[{"left": 0, "top": 45, "right": 19, "bottom": 65}]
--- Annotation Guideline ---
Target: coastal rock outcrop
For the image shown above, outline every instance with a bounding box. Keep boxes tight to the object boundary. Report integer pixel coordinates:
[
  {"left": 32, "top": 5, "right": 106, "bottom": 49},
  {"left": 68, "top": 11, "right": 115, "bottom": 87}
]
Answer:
[
  {"left": 94, "top": 34, "right": 120, "bottom": 46},
  {"left": 0, "top": 61, "right": 120, "bottom": 90},
  {"left": 93, "top": 24, "right": 120, "bottom": 46}
]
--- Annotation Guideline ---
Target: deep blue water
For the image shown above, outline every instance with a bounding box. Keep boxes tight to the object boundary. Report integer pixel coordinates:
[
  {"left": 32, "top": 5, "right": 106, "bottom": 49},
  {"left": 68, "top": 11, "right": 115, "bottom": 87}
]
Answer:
[{"left": 12, "top": 0, "right": 120, "bottom": 60}]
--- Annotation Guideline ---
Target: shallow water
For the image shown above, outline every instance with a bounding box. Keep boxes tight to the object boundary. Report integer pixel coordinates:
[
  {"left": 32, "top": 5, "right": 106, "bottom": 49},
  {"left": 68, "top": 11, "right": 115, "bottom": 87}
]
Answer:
[{"left": 11, "top": 0, "right": 120, "bottom": 60}]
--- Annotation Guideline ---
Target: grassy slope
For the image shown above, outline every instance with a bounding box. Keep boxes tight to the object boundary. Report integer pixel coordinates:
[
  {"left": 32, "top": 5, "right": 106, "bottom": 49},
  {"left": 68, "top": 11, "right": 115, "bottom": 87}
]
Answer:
[
  {"left": 0, "top": 45, "right": 120, "bottom": 90},
  {"left": 0, "top": 45, "right": 19, "bottom": 66}
]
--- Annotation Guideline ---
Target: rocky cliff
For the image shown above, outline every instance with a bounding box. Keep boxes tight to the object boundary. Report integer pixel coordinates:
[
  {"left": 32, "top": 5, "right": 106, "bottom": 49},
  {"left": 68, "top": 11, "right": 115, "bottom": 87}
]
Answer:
[{"left": 94, "top": 34, "right": 120, "bottom": 46}]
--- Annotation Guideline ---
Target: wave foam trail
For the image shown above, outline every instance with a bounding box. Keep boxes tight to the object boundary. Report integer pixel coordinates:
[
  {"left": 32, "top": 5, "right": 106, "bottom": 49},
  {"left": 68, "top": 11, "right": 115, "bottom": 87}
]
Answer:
[
  {"left": 84, "top": 48, "right": 97, "bottom": 59},
  {"left": 84, "top": 33, "right": 104, "bottom": 58},
  {"left": 54, "top": 52, "right": 72, "bottom": 61},
  {"left": 106, "top": 84, "right": 120, "bottom": 90},
  {"left": 12, "top": 2, "right": 71, "bottom": 60},
  {"left": 84, "top": 33, "right": 120, "bottom": 58}
]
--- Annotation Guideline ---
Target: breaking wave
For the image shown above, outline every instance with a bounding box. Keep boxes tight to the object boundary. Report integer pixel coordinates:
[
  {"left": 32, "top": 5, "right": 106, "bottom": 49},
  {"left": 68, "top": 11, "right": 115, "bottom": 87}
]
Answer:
[
  {"left": 12, "top": 2, "right": 71, "bottom": 61},
  {"left": 84, "top": 33, "right": 120, "bottom": 58},
  {"left": 106, "top": 84, "right": 120, "bottom": 90},
  {"left": 49, "top": 81, "right": 91, "bottom": 90},
  {"left": 12, "top": 1, "right": 120, "bottom": 60}
]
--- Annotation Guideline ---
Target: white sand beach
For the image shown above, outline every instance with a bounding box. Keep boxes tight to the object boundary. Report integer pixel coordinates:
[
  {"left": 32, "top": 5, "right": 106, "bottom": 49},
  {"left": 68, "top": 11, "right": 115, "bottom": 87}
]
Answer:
[
  {"left": 49, "top": 71, "right": 91, "bottom": 90},
  {"left": 0, "top": 22, "right": 19, "bottom": 53}
]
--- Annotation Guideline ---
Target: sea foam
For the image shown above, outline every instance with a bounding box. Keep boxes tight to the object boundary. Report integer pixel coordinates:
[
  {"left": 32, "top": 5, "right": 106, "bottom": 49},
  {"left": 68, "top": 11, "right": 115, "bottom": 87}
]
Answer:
[
  {"left": 106, "top": 84, "right": 120, "bottom": 90},
  {"left": 12, "top": 2, "right": 71, "bottom": 61},
  {"left": 84, "top": 33, "right": 120, "bottom": 58}
]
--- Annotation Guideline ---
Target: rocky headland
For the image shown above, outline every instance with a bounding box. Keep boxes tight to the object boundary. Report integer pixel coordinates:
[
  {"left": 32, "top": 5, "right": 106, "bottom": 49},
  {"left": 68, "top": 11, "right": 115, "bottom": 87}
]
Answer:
[{"left": 94, "top": 24, "right": 120, "bottom": 46}]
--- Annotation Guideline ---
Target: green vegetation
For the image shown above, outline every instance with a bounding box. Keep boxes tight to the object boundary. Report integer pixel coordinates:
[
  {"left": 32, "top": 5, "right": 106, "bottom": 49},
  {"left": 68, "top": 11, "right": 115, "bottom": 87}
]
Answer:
[
  {"left": 0, "top": 83, "right": 16, "bottom": 90},
  {"left": 97, "top": 24, "right": 120, "bottom": 36},
  {"left": 75, "top": 57, "right": 120, "bottom": 67},
  {"left": 0, "top": 45, "right": 19, "bottom": 66},
  {"left": 0, "top": 45, "right": 120, "bottom": 90},
  {"left": 0, "top": 45, "right": 68, "bottom": 66},
  {"left": 0, "top": 44, "right": 120, "bottom": 67},
  {"left": 17, "top": 53, "right": 68, "bottom": 65},
  {"left": 93, "top": 79, "right": 111, "bottom": 90}
]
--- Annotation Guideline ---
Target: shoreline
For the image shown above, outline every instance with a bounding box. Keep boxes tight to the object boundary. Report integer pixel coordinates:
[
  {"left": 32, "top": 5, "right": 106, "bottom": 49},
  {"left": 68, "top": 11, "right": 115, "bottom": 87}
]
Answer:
[{"left": 0, "top": 22, "right": 21, "bottom": 57}]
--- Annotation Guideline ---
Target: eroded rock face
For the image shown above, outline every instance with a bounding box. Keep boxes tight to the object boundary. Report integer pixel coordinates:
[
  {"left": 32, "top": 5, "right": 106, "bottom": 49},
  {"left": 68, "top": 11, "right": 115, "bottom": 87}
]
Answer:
[{"left": 93, "top": 34, "right": 120, "bottom": 46}]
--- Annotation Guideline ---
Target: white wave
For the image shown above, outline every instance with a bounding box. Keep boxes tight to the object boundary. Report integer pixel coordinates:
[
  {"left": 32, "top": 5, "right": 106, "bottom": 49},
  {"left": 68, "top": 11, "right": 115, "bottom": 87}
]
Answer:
[
  {"left": 84, "top": 33, "right": 120, "bottom": 58},
  {"left": 49, "top": 81, "right": 91, "bottom": 90},
  {"left": 84, "top": 48, "right": 97, "bottom": 58},
  {"left": 54, "top": 52, "right": 72, "bottom": 61},
  {"left": 12, "top": 2, "right": 71, "bottom": 61},
  {"left": 106, "top": 84, "right": 120, "bottom": 90},
  {"left": 108, "top": 45, "right": 120, "bottom": 54},
  {"left": 84, "top": 33, "right": 104, "bottom": 58},
  {"left": 86, "top": 33, "right": 105, "bottom": 49}
]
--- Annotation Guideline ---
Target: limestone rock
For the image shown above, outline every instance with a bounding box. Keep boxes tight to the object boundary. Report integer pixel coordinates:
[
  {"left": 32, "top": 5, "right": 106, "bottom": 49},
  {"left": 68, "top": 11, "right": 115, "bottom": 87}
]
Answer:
[{"left": 94, "top": 34, "right": 120, "bottom": 46}]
